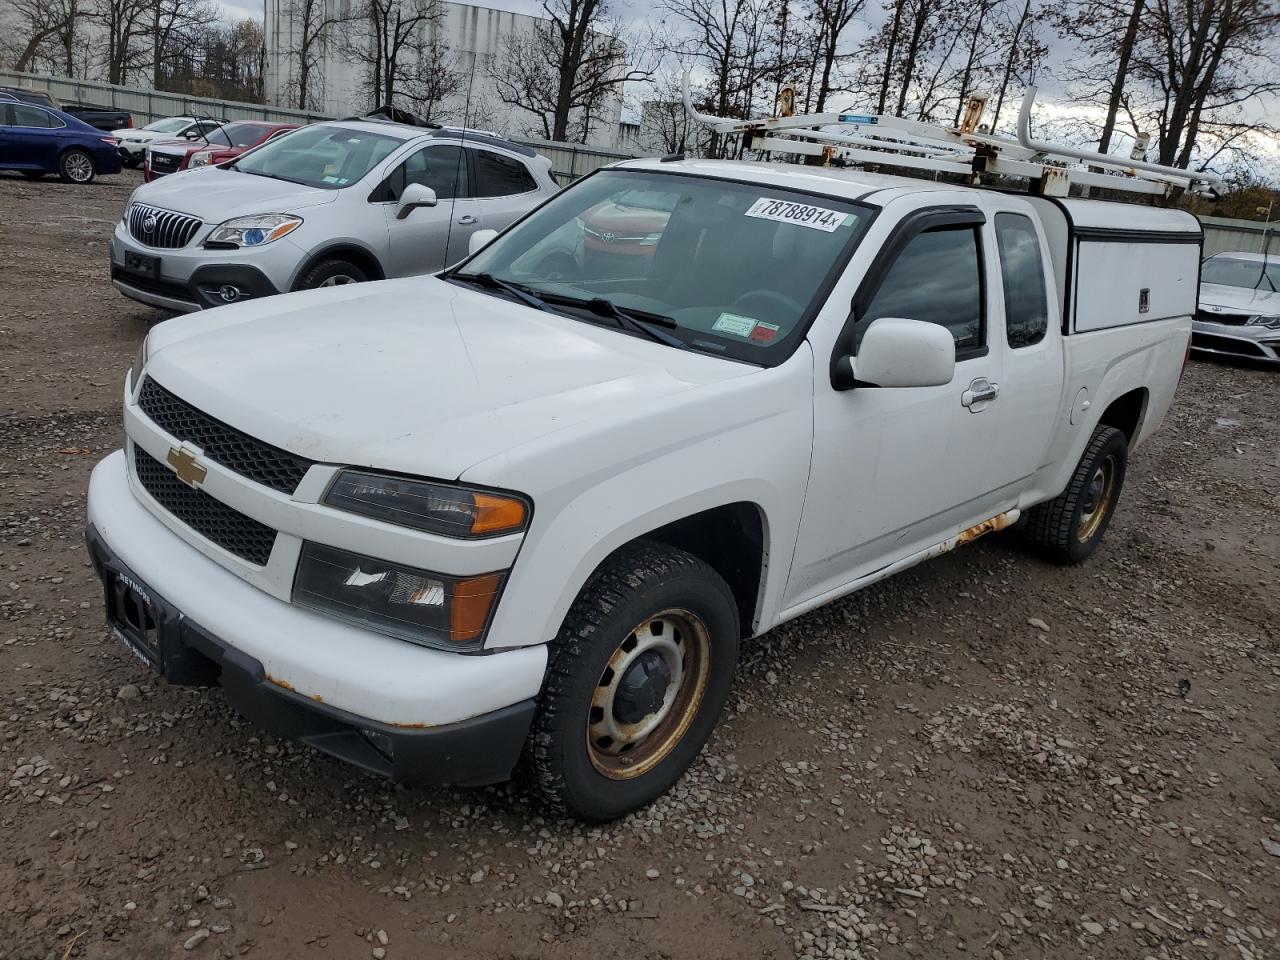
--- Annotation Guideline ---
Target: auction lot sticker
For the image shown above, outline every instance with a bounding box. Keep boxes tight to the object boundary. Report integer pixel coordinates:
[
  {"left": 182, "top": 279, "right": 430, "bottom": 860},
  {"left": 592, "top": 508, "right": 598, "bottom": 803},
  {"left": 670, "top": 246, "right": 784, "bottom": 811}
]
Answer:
[{"left": 745, "top": 198, "right": 849, "bottom": 232}]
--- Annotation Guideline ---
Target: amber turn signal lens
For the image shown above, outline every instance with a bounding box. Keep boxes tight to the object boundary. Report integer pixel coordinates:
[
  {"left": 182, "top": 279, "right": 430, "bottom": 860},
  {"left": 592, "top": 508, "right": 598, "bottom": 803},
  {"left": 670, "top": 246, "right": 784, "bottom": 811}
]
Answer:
[
  {"left": 471, "top": 494, "right": 528, "bottom": 536},
  {"left": 450, "top": 573, "right": 504, "bottom": 642}
]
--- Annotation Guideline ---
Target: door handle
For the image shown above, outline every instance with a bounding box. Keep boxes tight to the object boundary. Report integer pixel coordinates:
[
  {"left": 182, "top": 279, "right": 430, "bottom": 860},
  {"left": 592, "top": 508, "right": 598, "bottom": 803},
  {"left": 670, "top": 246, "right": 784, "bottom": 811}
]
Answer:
[
  {"left": 961, "top": 378, "right": 999, "bottom": 409},
  {"left": 457, "top": 214, "right": 478, "bottom": 225}
]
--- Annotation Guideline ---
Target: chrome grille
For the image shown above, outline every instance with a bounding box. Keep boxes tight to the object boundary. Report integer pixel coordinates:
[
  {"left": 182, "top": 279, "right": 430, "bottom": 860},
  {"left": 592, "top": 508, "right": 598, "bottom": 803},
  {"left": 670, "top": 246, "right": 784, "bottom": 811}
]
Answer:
[
  {"left": 1195, "top": 309, "right": 1250, "bottom": 326},
  {"left": 127, "top": 203, "right": 202, "bottom": 249}
]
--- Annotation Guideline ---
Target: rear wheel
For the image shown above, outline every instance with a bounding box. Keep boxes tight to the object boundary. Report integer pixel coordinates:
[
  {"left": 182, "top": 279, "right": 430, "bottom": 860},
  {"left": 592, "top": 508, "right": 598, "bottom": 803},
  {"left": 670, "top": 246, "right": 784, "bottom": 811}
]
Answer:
[
  {"left": 1023, "top": 425, "right": 1128, "bottom": 564},
  {"left": 527, "top": 542, "right": 739, "bottom": 821},
  {"left": 59, "top": 149, "right": 95, "bottom": 184},
  {"left": 294, "top": 258, "right": 369, "bottom": 291}
]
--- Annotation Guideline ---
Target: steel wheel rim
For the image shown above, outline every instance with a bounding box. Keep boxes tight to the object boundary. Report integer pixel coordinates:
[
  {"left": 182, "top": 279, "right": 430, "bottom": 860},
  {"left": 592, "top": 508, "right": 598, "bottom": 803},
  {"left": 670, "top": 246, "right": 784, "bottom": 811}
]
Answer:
[
  {"left": 1077, "top": 455, "right": 1117, "bottom": 542},
  {"left": 66, "top": 153, "right": 92, "bottom": 182},
  {"left": 319, "top": 274, "right": 358, "bottom": 287},
  {"left": 588, "top": 609, "right": 711, "bottom": 780}
]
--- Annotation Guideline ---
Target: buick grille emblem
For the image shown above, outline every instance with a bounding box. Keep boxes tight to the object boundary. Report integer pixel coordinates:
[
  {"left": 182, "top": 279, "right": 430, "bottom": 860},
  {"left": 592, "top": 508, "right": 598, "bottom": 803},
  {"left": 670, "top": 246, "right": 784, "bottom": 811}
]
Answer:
[{"left": 142, "top": 215, "right": 157, "bottom": 234}]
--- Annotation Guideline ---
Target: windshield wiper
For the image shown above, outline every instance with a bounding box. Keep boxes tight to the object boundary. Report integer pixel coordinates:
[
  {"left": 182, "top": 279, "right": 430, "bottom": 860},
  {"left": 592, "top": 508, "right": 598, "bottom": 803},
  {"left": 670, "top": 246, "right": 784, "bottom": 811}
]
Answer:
[
  {"left": 538, "top": 293, "right": 684, "bottom": 347},
  {"left": 449, "top": 272, "right": 555, "bottom": 312}
]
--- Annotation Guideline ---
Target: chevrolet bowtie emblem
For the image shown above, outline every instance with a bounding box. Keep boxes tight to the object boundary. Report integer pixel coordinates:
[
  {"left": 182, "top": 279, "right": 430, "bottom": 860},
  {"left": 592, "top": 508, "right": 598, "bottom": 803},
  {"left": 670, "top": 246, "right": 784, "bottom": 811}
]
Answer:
[{"left": 166, "top": 446, "right": 207, "bottom": 487}]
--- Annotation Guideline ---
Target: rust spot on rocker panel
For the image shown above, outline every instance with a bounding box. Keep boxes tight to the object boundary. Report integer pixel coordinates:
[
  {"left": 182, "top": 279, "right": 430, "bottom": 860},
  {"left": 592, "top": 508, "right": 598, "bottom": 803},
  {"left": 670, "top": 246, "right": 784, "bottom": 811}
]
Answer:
[
  {"left": 925, "top": 510, "right": 1020, "bottom": 561},
  {"left": 266, "top": 674, "right": 323, "bottom": 702}
]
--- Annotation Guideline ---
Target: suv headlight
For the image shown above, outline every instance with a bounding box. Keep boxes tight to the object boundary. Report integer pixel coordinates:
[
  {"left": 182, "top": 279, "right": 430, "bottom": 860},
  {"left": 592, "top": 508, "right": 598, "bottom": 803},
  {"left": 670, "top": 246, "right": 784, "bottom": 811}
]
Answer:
[
  {"left": 292, "top": 542, "right": 504, "bottom": 650},
  {"left": 130, "top": 333, "right": 150, "bottom": 387},
  {"left": 189, "top": 150, "right": 214, "bottom": 168},
  {"left": 323, "top": 470, "right": 530, "bottom": 539},
  {"left": 206, "top": 214, "right": 302, "bottom": 248}
]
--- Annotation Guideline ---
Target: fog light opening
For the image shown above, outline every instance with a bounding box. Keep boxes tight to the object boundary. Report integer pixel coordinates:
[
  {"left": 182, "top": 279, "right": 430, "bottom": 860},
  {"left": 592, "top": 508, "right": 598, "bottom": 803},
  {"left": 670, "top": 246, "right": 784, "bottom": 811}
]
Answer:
[{"left": 217, "top": 284, "right": 242, "bottom": 303}]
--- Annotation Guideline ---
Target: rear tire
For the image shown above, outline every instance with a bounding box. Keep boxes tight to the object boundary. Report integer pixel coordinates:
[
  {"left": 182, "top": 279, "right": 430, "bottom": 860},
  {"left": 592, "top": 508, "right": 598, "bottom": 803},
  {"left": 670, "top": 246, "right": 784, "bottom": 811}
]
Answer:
[
  {"left": 59, "top": 149, "right": 95, "bottom": 184},
  {"left": 294, "top": 258, "right": 369, "bottom": 290},
  {"left": 527, "top": 541, "right": 739, "bottom": 821},
  {"left": 1023, "top": 425, "right": 1128, "bottom": 564}
]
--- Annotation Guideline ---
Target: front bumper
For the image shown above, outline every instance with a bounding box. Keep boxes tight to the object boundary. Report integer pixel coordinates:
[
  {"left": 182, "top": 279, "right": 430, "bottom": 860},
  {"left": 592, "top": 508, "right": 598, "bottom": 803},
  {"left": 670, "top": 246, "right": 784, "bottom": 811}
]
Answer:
[
  {"left": 85, "top": 450, "right": 547, "bottom": 785},
  {"left": 1191, "top": 319, "right": 1280, "bottom": 362},
  {"left": 110, "top": 224, "right": 289, "bottom": 311}
]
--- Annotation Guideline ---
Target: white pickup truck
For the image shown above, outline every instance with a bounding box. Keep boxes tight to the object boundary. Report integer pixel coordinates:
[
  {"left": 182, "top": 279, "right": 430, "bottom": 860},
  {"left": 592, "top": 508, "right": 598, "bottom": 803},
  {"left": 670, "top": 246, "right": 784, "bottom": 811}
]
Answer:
[{"left": 86, "top": 156, "right": 1199, "bottom": 820}]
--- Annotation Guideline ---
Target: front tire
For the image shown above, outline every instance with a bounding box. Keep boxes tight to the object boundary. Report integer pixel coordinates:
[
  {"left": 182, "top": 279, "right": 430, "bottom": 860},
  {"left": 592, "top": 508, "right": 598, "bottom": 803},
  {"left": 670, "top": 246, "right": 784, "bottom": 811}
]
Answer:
[
  {"left": 59, "top": 149, "right": 96, "bottom": 184},
  {"left": 527, "top": 542, "right": 739, "bottom": 821},
  {"left": 1023, "top": 425, "right": 1128, "bottom": 564},
  {"left": 294, "top": 258, "right": 369, "bottom": 290}
]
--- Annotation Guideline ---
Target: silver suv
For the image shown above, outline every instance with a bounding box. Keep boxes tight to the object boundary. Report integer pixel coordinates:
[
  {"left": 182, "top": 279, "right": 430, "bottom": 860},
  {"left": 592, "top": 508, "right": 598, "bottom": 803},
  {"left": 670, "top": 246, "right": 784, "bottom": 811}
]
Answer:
[{"left": 109, "top": 119, "right": 558, "bottom": 312}]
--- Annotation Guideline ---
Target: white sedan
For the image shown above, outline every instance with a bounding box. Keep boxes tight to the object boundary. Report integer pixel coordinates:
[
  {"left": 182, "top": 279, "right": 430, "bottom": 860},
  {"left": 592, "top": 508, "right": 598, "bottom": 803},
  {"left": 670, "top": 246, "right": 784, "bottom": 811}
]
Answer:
[
  {"left": 112, "top": 117, "right": 225, "bottom": 167},
  {"left": 1193, "top": 251, "right": 1280, "bottom": 364}
]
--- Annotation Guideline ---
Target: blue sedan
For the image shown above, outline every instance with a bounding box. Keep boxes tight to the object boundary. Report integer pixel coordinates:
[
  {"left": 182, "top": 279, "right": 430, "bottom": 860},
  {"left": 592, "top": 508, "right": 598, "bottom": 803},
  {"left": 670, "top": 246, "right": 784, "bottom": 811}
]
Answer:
[{"left": 0, "top": 100, "right": 122, "bottom": 184}]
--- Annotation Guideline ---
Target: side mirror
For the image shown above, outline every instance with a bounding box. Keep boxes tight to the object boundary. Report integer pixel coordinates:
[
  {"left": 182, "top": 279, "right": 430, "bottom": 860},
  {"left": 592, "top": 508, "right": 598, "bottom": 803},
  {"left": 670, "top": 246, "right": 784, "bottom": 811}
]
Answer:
[
  {"left": 469, "top": 228, "right": 498, "bottom": 255},
  {"left": 836, "top": 317, "right": 955, "bottom": 389},
  {"left": 396, "top": 183, "right": 437, "bottom": 219}
]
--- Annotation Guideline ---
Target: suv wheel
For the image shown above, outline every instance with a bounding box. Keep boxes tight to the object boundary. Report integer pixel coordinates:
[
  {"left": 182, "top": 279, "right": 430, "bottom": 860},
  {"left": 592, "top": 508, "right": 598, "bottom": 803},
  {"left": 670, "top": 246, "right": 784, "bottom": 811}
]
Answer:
[
  {"left": 60, "top": 149, "right": 95, "bottom": 184},
  {"left": 295, "top": 259, "right": 369, "bottom": 290},
  {"left": 527, "top": 541, "right": 739, "bottom": 821},
  {"left": 1023, "top": 425, "right": 1128, "bottom": 564}
]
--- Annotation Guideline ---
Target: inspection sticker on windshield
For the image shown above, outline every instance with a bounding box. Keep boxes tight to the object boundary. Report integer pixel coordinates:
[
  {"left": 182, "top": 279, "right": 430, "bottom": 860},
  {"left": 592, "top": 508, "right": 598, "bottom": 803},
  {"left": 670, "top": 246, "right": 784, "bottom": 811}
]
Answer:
[
  {"left": 713, "top": 313, "right": 758, "bottom": 337},
  {"left": 745, "top": 198, "right": 848, "bottom": 232}
]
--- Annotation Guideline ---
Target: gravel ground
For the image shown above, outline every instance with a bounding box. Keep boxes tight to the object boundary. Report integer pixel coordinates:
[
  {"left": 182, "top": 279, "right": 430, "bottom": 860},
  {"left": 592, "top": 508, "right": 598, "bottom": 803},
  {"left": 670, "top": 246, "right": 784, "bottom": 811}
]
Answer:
[{"left": 1, "top": 169, "right": 1278, "bottom": 960}]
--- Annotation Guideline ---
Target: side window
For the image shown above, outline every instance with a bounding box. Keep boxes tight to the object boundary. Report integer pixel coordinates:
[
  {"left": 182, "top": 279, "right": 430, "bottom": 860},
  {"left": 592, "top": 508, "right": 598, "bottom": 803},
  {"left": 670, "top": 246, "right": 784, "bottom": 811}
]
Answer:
[
  {"left": 994, "top": 213, "right": 1049, "bottom": 348},
  {"left": 385, "top": 144, "right": 468, "bottom": 203},
  {"left": 0, "top": 104, "right": 12, "bottom": 126},
  {"left": 12, "top": 104, "right": 55, "bottom": 128},
  {"left": 472, "top": 148, "right": 537, "bottom": 197},
  {"left": 861, "top": 227, "right": 983, "bottom": 351}
]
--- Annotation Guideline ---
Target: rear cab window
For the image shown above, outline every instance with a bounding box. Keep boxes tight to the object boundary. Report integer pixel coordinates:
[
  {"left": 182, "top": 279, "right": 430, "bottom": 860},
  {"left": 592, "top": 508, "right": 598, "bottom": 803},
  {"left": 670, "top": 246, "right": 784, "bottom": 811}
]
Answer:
[{"left": 994, "top": 213, "right": 1049, "bottom": 348}]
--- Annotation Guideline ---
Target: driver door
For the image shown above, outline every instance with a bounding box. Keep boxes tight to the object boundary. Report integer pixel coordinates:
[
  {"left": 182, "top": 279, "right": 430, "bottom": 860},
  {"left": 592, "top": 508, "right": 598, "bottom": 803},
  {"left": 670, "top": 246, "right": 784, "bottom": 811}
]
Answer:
[
  {"left": 379, "top": 143, "right": 479, "bottom": 277},
  {"left": 784, "top": 205, "right": 1007, "bottom": 608}
]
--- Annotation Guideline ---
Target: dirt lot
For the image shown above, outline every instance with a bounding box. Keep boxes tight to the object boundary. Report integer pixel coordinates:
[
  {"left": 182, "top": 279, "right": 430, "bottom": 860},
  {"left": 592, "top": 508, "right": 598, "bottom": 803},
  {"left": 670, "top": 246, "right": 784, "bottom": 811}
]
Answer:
[{"left": 1, "top": 168, "right": 1278, "bottom": 960}]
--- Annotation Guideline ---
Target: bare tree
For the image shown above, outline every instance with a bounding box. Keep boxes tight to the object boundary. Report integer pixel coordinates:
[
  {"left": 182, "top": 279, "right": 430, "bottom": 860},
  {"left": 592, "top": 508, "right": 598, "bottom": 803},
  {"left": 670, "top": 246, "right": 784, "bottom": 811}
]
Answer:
[
  {"left": 401, "top": 31, "right": 466, "bottom": 123},
  {"left": 810, "top": 0, "right": 866, "bottom": 110},
  {"left": 93, "top": 0, "right": 149, "bottom": 83},
  {"left": 9, "top": 0, "right": 79, "bottom": 72},
  {"left": 491, "top": 0, "right": 653, "bottom": 142},
  {"left": 283, "top": 0, "right": 345, "bottom": 110},
  {"left": 340, "top": 0, "right": 442, "bottom": 110}
]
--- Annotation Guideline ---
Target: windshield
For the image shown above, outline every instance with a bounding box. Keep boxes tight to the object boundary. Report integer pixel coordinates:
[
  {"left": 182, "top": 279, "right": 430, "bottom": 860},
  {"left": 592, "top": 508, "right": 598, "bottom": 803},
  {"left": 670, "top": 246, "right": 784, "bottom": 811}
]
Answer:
[
  {"left": 144, "top": 118, "right": 189, "bottom": 134},
  {"left": 1202, "top": 256, "right": 1279, "bottom": 293},
  {"left": 218, "top": 122, "right": 281, "bottom": 149},
  {"left": 230, "top": 125, "right": 402, "bottom": 189},
  {"left": 458, "top": 169, "right": 869, "bottom": 362}
]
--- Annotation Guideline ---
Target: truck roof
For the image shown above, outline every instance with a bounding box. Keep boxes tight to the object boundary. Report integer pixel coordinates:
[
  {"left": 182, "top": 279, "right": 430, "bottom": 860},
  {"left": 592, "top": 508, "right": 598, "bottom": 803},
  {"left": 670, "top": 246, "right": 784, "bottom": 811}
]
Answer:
[{"left": 615, "top": 157, "right": 1203, "bottom": 234}]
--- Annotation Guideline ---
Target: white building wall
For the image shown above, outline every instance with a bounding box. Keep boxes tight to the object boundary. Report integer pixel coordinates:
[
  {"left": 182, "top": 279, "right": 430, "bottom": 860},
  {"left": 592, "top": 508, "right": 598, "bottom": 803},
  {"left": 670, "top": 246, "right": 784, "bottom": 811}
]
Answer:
[{"left": 262, "top": 0, "right": 624, "bottom": 146}]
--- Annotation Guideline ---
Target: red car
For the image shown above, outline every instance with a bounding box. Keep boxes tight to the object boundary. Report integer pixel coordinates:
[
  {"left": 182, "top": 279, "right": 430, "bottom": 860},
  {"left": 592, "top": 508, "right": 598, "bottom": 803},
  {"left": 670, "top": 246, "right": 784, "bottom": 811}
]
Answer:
[{"left": 143, "top": 121, "right": 299, "bottom": 181}]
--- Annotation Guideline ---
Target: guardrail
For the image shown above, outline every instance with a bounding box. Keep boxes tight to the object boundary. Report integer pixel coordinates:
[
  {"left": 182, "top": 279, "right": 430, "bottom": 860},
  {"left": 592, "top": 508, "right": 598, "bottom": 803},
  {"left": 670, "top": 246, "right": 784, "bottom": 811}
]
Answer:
[{"left": 0, "top": 69, "right": 641, "bottom": 180}]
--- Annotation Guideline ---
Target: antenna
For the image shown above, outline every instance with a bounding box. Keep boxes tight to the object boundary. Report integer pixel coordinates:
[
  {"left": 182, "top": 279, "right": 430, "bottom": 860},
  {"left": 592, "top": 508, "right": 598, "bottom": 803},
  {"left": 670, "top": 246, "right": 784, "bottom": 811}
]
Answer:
[{"left": 442, "top": 49, "right": 478, "bottom": 271}]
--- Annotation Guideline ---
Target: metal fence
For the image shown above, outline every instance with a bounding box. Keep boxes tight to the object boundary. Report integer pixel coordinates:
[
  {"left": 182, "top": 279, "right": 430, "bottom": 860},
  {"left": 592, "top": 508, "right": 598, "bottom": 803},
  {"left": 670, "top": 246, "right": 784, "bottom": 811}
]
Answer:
[
  {"left": 0, "top": 69, "right": 641, "bottom": 180},
  {"left": 1199, "top": 215, "right": 1280, "bottom": 258}
]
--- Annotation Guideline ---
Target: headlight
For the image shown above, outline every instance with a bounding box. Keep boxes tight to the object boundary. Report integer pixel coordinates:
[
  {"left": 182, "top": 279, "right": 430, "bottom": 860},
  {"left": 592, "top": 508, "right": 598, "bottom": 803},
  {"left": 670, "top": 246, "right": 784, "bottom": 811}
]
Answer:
[
  {"left": 189, "top": 151, "right": 214, "bottom": 168},
  {"left": 292, "top": 542, "right": 505, "bottom": 650},
  {"left": 130, "top": 334, "right": 150, "bottom": 387},
  {"left": 1246, "top": 315, "right": 1280, "bottom": 329},
  {"left": 206, "top": 214, "right": 302, "bottom": 248},
  {"left": 323, "top": 470, "right": 529, "bottom": 539}
]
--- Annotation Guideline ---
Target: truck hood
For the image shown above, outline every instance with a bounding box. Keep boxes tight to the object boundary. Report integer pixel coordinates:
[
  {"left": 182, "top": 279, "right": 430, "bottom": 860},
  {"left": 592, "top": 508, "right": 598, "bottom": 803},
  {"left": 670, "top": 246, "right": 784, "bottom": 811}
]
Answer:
[
  {"left": 144, "top": 277, "right": 754, "bottom": 481},
  {"left": 1200, "top": 283, "right": 1280, "bottom": 317},
  {"left": 132, "top": 167, "right": 338, "bottom": 219}
]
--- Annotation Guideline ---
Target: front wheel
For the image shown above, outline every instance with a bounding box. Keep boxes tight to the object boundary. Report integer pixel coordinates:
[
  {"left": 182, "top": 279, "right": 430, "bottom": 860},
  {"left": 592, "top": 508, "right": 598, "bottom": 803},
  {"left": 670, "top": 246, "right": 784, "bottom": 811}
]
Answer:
[
  {"left": 59, "top": 149, "right": 96, "bottom": 184},
  {"left": 294, "top": 258, "right": 369, "bottom": 291},
  {"left": 527, "top": 542, "right": 739, "bottom": 821},
  {"left": 1023, "top": 425, "right": 1128, "bottom": 564}
]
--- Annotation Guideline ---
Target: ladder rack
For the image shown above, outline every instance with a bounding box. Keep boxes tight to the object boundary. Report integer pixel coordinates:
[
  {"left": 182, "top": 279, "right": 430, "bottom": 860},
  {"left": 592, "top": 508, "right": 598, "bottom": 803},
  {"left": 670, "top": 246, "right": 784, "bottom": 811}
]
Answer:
[{"left": 680, "top": 72, "right": 1221, "bottom": 200}]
